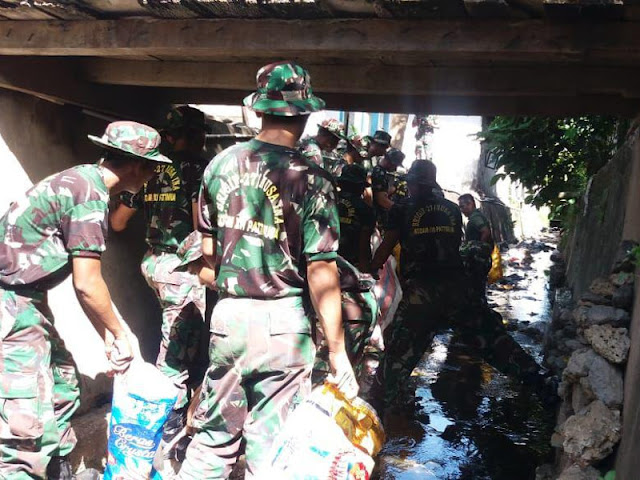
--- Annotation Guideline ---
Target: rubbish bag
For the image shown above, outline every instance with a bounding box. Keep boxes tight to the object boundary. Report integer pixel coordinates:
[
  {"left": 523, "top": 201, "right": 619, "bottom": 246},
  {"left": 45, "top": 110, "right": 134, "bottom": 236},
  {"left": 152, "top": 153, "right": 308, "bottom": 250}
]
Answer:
[
  {"left": 104, "top": 362, "right": 178, "bottom": 480},
  {"left": 267, "top": 382, "right": 385, "bottom": 479},
  {"left": 487, "top": 243, "right": 504, "bottom": 284}
]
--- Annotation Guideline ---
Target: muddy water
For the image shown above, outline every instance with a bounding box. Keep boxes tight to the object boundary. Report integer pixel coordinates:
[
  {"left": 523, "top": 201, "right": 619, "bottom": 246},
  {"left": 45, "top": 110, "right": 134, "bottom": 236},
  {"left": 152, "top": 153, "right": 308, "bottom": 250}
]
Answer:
[{"left": 375, "top": 242, "right": 557, "bottom": 480}]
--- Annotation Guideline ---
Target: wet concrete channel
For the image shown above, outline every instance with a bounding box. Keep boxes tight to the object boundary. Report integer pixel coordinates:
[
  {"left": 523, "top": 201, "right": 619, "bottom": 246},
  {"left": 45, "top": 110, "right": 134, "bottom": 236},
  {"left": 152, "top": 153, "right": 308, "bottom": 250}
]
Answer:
[{"left": 375, "top": 235, "right": 558, "bottom": 480}]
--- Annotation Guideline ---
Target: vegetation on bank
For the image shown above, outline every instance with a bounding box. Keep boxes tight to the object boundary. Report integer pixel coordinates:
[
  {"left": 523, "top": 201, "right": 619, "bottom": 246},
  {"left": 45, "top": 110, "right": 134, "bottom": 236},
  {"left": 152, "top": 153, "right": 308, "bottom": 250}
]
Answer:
[{"left": 477, "top": 116, "right": 629, "bottom": 224}]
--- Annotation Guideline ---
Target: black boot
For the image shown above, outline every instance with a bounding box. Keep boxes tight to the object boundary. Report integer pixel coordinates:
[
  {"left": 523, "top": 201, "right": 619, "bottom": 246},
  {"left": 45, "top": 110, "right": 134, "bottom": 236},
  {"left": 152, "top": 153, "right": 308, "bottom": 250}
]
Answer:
[{"left": 46, "top": 456, "right": 100, "bottom": 480}]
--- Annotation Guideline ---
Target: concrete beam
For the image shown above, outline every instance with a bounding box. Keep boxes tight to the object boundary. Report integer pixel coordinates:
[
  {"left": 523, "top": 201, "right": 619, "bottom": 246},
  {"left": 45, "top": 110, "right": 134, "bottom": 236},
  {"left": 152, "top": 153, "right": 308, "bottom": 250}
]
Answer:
[
  {"left": 82, "top": 58, "right": 640, "bottom": 98},
  {"left": 1, "top": 18, "right": 640, "bottom": 65},
  {"left": 0, "top": 57, "right": 164, "bottom": 122},
  {"left": 149, "top": 87, "right": 640, "bottom": 115}
]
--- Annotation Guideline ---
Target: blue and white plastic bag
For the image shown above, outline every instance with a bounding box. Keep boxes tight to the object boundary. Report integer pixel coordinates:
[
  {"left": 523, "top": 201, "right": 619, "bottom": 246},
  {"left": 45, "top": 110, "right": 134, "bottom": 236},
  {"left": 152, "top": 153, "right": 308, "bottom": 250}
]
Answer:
[{"left": 104, "top": 362, "right": 178, "bottom": 480}]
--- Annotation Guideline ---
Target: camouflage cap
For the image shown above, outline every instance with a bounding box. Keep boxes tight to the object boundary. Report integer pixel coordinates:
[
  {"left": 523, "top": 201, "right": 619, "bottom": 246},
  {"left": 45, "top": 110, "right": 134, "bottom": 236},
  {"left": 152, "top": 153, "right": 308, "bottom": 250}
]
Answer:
[
  {"left": 318, "top": 118, "right": 346, "bottom": 140},
  {"left": 406, "top": 159, "right": 437, "bottom": 186},
  {"left": 384, "top": 148, "right": 406, "bottom": 166},
  {"left": 88, "top": 121, "right": 171, "bottom": 164},
  {"left": 372, "top": 130, "right": 392, "bottom": 146},
  {"left": 164, "top": 105, "right": 212, "bottom": 133},
  {"left": 337, "top": 164, "right": 370, "bottom": 186},
  {"left": 347, "top": 134, "right": 370, "bottom": 159},
  {"left": 243, "top": 61, "right": 326, "bottom": 117}
]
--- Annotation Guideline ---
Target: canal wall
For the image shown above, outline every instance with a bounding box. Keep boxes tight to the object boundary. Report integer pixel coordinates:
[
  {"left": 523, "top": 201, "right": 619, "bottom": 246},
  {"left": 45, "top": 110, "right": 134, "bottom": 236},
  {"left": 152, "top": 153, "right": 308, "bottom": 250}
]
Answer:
[{"left": 562, "top": 126, "right": 640, "bottom": 478}]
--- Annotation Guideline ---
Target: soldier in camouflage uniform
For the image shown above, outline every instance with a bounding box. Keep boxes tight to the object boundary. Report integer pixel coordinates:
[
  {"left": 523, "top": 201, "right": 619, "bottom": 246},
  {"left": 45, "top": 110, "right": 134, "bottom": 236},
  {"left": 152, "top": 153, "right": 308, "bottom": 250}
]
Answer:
[
  {"left": 109, "top": 106, "right": 212, "bottom": 458},
  {"left": 178, "top": 61, "right": 358, "bottom": 480},
  {"left": 298, "top": 118, "right": 346, "bottom": 172},
  {"left": 335, "top": 133, "right": 369, "bottom": 175},
  {"left": 0, "top": 122, "right": 168, "bottom": 479},
  {"left": 371, "top": 161, "right": 542, "bottom": 408},
  {"left": 367, "top": 130, "right": 391, "bottom": 165},
  {"left": 459, "top": 193, "right": 494, "bottom": 304},
  {"left": 313, "top": 165, "right": 378, "bottom": 383},
  {"left": 371, "top": 147, "right": 405, "bottom": 231}
]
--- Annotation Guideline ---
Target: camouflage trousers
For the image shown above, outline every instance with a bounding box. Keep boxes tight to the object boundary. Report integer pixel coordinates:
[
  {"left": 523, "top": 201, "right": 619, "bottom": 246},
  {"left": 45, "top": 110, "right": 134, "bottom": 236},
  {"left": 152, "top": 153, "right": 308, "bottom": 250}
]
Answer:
[
  {"left": 0, "top": 288, "right": 80, "bottom": 479},
  {"left": 141, "top": 250, "right": 207, "bottom": 409},
  {"left": 380, "top": 276, "right": 540, "bottom": 407},
  {"left": 313, "top": 290, "right": 378, "bottom": 383},
  {"left": 178, "top": 296, "right": 315, "bottom": 480},
  {"left": 460, "top": 240, "right": 492, "bottom": 303}
]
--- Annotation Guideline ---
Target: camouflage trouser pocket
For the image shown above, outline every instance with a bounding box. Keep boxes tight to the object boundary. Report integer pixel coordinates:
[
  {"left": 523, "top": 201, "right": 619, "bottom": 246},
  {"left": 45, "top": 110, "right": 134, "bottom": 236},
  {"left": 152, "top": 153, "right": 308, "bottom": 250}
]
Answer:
[
  {"left": 268, "top": 309, "right": 313, "bottom": 371},
  {"left": 0, "top": 372, "right": 43, "bottom": 441}
]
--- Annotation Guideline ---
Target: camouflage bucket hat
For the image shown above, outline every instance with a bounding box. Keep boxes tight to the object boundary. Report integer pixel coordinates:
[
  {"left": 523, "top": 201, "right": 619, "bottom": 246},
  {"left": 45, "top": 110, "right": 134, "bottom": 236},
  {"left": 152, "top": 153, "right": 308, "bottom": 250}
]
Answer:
[
  {"left": 243, "top": 61, "right": 326, "bottom": 117},
  {"left": 165, "top": 105, "right": 212, "bottom": 133},
  {"left": 372, "top": 130, "right": 392, "bottom": 146},
  {"left": 385, "top": 148, "right": 406, "bottom": 166},
  {"left": 338, "top": 164, "right": 370, "bottom": 186},
  {"left": 406, "top": 159, "right": 437, "bottom": 186},
  {"left": 88, "top": 121, "right": 171, "bottom": 164},
  {"left": 318, "top": 118, "right": 346, "bottom": 140},
  {"left": 347, "top": 134, "right": 370, "bottom": 159},
  {"left": 175, "top": 231, "right": 204, "bottom": 270}
]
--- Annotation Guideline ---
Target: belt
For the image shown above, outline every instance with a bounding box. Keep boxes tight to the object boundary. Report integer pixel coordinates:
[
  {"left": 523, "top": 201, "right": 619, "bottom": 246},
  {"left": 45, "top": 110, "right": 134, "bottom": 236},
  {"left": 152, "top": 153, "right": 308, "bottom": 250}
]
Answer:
[{"left": 149, "top": 245, "right": 178, "bottom": 255}]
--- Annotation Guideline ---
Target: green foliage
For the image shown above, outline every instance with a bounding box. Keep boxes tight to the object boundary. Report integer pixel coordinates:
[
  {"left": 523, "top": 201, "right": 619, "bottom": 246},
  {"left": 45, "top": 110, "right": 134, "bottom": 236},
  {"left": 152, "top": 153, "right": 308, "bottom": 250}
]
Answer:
[
  {"left": 478, "top": 116, "right": 629, "bottom": 222},
  {"left": 599, "top": 470, "right": 615, "bottom": 480},
  {"left": 631, "top": 246, "right": 640, "bottom": 267}
]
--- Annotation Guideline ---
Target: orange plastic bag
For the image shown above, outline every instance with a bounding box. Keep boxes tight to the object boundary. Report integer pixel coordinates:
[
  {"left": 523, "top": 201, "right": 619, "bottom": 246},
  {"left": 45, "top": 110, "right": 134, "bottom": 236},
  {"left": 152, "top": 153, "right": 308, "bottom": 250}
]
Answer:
[{"left": 487, "top": 244, "right": 503, "bottom": 285}]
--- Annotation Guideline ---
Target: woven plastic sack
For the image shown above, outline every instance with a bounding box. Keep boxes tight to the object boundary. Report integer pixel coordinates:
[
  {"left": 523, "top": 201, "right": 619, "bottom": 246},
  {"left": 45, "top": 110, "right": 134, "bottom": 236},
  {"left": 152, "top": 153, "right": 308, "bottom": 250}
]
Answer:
[
  {"left": 267, "top": 383, "right": 385, "bottom": 479},
  {"left": 104, "top": 362, "right": 178, "bottom": 480},
  {"left": 487, "top": 243, "right": 504, "bottom": 285}
]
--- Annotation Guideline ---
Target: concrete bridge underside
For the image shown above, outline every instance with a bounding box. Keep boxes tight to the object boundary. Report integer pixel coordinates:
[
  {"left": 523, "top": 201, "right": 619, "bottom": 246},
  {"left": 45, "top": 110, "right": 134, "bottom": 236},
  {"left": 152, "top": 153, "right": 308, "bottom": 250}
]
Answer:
[{"left": 1, "top": 16, "right": 640, "bottom": 119}]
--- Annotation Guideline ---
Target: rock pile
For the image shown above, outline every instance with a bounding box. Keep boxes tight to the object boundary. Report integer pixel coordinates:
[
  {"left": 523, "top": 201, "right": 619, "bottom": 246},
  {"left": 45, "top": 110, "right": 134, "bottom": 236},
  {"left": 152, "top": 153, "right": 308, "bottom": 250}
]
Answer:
[{"left": 539, "top": 241, "right": 637, "bottom": 479}]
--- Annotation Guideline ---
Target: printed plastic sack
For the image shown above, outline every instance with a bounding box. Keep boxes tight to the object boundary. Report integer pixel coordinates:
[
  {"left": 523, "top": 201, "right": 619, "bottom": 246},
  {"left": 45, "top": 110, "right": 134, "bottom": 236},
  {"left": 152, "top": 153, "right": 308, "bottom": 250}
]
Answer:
[
  {"left": 104, "top": 362, "right": 178, "bottom": 480},
  {"left": 487, "top": 243, "right": 504, "bottom": 285},
  {"left": 267, "top": 383, "right": 385, "bottom": 480}
]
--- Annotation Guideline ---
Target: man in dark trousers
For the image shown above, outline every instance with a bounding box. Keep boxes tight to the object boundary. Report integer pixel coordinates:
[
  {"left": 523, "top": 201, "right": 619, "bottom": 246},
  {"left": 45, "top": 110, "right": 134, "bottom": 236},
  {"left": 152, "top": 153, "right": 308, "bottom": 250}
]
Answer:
[{"left": 371, "top": 161, "right": 542, "bottom": 409}]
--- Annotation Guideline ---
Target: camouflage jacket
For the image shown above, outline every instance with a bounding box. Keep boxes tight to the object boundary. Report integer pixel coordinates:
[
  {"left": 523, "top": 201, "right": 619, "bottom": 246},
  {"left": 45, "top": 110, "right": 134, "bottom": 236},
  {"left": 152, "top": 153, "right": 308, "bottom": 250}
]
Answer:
[
  {"left": 198, "top": 139, "right": 340, "bottom": 298},
  {"left": 387, "top": 194, "right": 464, "bottom": 279},
  {"left": 298, "top": 136, "right": 324, "bottom": 168},
  {"left": 298, "top": 136, "right": 342, "bottom": 174},
  {"left": 371, "top": 165, "right": 390, "bottom": 194},
  {"left": 121, "top": 150, "right": 205, "bottom": 251},
  {"left": 465, "top": 209, "right": 491, "bottom": 242},
  {"left": 0, "top": 164, "right": 109, "bottom": 290},
  {"left": 337, "top": 192, "right": 375, "bottom": 267}
]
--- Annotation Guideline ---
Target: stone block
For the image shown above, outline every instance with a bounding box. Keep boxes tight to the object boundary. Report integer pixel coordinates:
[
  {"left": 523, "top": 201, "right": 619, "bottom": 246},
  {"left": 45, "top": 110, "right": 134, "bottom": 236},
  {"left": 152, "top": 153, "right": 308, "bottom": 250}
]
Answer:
[
  {"left": 571, "top": 383, "right": 593, "bottom": 413},
  {"left": 563, "top": 348, "right": 623, "bottom": 407},
  {"left": 612, "top": 284, "right": 634, "bottom": 310},
  {"left": 557, "top": 464, "right": 601, "bottom": 480},
  {"left": 588, "top": 277, "right": 616, "bottom": 299},
  {"left": 573, "top": 304, "right": 630, "bottom": 328},
  {"left": 584, "top": 324, "right": 630, "bottom": 364},
  {"left": 559, "top": 400, "right": 621, "bottom": 464}
]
